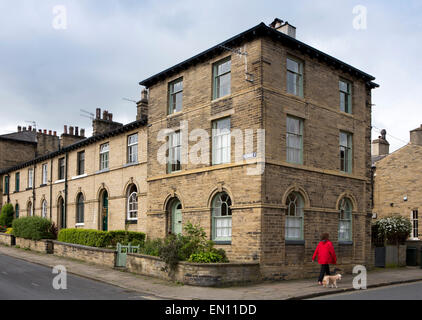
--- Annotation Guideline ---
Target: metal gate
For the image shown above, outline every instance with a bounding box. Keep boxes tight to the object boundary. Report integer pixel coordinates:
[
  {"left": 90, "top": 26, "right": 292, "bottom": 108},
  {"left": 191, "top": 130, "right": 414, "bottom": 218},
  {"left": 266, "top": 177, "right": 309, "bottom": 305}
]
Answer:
[{"left": 115, "top": 243, "right": 140, "bottom": 267}]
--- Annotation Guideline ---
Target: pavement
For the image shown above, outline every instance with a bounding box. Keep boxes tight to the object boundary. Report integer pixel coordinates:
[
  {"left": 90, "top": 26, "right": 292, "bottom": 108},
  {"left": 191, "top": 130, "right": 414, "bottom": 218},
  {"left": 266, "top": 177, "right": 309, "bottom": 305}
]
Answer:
[{"left": 0, "top": 244, "right": 421, "bottom": 300}]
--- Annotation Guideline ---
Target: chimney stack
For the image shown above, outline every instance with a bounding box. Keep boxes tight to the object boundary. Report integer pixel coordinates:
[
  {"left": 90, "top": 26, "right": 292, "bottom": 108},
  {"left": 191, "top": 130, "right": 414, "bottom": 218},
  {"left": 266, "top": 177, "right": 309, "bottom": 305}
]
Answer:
[
  {"left": 410, "top": 125, "right": 422, "bottom": 146},
  {"left": 136, "top": 88, "right": 149, "bottom": 121},
  {"left": 269, "top": 18, "right": 296, "bottom": 39},
  {"left": 372, "top": 129, "right": 390, "bottom": 156}
]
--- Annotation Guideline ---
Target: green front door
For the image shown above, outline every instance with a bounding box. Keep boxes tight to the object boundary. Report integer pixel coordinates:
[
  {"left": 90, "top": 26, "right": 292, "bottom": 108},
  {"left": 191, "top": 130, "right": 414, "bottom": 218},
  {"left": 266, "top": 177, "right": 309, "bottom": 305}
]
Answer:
[
  {"left": 171, "top": 201, "right": 182, "bottom": 235},
  {"left": 102, "top": 191, "right": 108, "bottom": 231}
]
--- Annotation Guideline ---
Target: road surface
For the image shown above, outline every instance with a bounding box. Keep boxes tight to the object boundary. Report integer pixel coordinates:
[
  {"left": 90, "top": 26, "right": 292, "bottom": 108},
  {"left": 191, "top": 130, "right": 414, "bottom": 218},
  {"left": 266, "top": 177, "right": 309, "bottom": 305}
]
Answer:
[
  {"left": 311, "top": 281, "right": 422, "bottom": 300},
  {"left": 0, "top": 253, "right": 153, "bottom": 300}
]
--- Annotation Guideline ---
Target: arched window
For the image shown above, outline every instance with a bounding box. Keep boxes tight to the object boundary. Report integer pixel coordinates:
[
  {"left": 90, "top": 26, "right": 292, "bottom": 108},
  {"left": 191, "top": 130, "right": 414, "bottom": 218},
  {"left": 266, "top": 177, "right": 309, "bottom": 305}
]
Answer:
[
  {"left": 127, "top": 185, "right": 138, "bottom": 221},
  {"left": 76, "top": 193, "right": 84, "bottom": 224},
  {"left": 211, "top": 192, "right": 232, "bottom": 242},
  {"left": 339, "top": 198, "right": 353, "bottom": 242},
  {"left": 285, "top": 192, "right": 304, "bottom": 241},
  {"left": 15, "top": 204, "right": 19, "bottom": 219},
  {"left": 27, "top": 202, "right": 33, "bottom": 217},
  {"left": 42, "top": 200, "right": 47, "bottom": 218}
]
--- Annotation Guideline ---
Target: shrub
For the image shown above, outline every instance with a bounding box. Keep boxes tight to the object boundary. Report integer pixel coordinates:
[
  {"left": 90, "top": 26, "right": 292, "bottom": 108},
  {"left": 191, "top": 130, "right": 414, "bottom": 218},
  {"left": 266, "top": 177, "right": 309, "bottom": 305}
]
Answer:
[
  {"left": 139, "top": 238, "right": 162, "bottom": 256},
  {"left": 158, "top": 222, "right": 228, "bottom": 272},
  {"left": 373, "top": 215, "right": 412, "bottom": 245},
  {"left": 58, "top": 229, "right": 111, "bottom": 248},
  {"left": 108, "top": 230, "right": 146, "bottom": 247},
  {"left": 189, "top": 251, "right": 226, "bottom": 263},
  {"left": 5, "top": 228, "right": 13, "bottom": 235},
  {"left": 57, "top": 229, "right": 146, "bottom": 248},
  {"left": 12, "top": 217, "right": 55, "bottom": 240},
  {"left": 0, "top": 204, "right": 14, "bottom": 228}
]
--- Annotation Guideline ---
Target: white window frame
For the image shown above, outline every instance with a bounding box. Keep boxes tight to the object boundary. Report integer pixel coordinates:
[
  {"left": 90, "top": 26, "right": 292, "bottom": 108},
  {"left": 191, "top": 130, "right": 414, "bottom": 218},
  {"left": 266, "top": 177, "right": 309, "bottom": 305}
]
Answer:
[
  {"left": 212, "top": 117, "right": 231, "bottom": 165},
  {"left": 100, "top": 143, "right": 109, "bottom": 170},
  {"left": 412, "top": 210, "right": 419, "bottom": 240},
  {"left": 127, "top": 191, "right": 138, "bottom": 221},
  {"left": 168, "top": 131, "right": 181, "bottom": 173},
  {"left": 42, "top": 164, "right": 48, "bottom": 185},
  {"left": 28, "top": 168, "right": 34, "bottom": 188},
  {"left": 286, "top": 116, "right": 303, "bottom": 164},
  {"left": 42, "top": 200, "right": 47, "bottom": 218},
  {"left": 285, "top": 192, "right": 304, "bottom": 241},
  {"left": 339, "top": 198, "right": 353, "bottom": 242},
  {"left": 127, "top": 134, "right": 138, "bottom": 164},
  {"left": 212, "top": 192, "right": 232, "bottom": 242}
]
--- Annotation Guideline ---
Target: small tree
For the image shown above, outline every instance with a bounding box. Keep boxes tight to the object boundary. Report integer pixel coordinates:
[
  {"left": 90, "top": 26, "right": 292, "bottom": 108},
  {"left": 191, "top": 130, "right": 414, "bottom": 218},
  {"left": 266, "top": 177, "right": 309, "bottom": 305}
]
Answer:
[
  {"left": 0, "top": 204, "right": 15, "bottom": 228},
  {"left": 374, "top": 215, "right": 412, "bottom": 245}
]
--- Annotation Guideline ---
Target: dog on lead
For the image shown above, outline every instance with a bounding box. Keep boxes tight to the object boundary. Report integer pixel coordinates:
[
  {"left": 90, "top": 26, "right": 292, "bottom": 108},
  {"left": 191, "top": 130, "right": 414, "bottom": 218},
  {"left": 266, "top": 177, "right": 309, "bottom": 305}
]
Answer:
[{"left": 322, "top": 273, "right": 342, "bottom": 288}]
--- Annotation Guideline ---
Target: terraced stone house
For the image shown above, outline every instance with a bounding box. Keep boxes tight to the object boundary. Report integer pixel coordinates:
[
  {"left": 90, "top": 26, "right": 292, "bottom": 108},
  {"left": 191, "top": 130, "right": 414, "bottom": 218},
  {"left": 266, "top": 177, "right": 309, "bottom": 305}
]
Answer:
[{"left": 0, "top": 19, "right": 378, "bottom": 279}]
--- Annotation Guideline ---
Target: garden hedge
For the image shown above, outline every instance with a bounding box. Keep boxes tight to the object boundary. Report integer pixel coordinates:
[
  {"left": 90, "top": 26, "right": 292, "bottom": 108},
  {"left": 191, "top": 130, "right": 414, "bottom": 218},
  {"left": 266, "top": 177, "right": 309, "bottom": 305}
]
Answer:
[
  {"left": 12, "top": 217, "right": 55, "bottom": 240},
  {"left": 57, "top": 229, "right": 146, "bottom": 248},
  {"left": 0, "top": 203, "right": 14, "bottom": 228}
]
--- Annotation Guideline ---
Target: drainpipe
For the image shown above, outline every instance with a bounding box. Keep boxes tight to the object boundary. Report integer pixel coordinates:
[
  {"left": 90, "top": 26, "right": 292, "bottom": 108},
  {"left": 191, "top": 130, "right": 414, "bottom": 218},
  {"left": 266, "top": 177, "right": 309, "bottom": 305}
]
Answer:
[
  {"left": 49, "top": 158, "right": 53, "bottom": 221},
  {"left": 64, "top": 152, "right": 68, "bottom": 229},
  {"left": 32, "top": 166, "right": 36, "bottom": 215},
  {"left": 6, "top": 174, "right": 10, "bottom": 204}
]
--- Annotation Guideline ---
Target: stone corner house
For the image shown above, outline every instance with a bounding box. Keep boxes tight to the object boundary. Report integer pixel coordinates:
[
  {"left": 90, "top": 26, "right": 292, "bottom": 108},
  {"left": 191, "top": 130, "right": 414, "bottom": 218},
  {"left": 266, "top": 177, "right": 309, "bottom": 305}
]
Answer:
[{"left": 1, "top": 18, "right": 378, "bottom": 279}]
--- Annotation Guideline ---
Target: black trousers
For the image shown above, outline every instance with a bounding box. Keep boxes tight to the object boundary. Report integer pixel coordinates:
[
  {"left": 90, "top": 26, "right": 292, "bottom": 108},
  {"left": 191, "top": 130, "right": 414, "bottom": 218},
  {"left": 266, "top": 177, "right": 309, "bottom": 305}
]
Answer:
[{"left": 318, "top": 264, "right": 331, "bottom": 282}]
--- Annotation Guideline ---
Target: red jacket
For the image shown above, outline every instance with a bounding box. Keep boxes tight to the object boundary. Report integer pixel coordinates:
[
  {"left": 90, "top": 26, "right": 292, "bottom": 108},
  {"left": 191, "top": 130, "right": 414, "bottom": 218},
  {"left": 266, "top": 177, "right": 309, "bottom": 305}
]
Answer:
[{"left": 312, "top": 240, "right": 337, "bottom": 265}]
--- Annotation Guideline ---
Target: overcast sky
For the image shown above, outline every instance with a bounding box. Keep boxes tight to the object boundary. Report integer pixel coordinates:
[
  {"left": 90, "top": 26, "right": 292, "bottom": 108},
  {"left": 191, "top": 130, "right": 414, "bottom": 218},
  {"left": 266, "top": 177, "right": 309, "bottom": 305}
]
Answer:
[{"left": 1, "top": 0, "right": 421, "bottom": 152}]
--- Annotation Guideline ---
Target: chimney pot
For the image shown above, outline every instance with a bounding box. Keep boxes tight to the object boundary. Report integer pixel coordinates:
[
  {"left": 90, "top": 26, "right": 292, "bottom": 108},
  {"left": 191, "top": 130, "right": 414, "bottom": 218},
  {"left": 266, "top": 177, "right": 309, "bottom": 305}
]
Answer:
[
  {"left": 28, "top": 126, "right": 32, "bottom": 131},
  {"left": 75, "top": 126, "right": 79, "bottom": 136},
  {"left": 64, "top": 125, "right": 68, "bottom": 135},
  {"left": 69, "top": 126, "right": 74, "bottom": 135},
  {"left": 141, "top": 89, "right": 148, "bottom": 101},
  {"left": 48, "top": 130, "right": 52, "bottom": 135},
  {"left": 103, "top": 110, "right": 108, "bottom": 120},
  {"left": 53, "top": 131, "right": 57, "bottom": 136},
  {"left": 43, "top": 129, "right": 47, "bottom": 134},
  {"left": 23, "top": 127, "right": 27, "bottom": 131},
  {"left": 96, "top": 108, "right": 101, "bottom": 119},
  {"left": 80, "top": 129, "right": 85, "bottom": 137},
  {"left": 38, "top": 129, "right": 42, "bottom": 133},
  {"left": 17, "top": 126, "right": 22, "bottom": 132}
]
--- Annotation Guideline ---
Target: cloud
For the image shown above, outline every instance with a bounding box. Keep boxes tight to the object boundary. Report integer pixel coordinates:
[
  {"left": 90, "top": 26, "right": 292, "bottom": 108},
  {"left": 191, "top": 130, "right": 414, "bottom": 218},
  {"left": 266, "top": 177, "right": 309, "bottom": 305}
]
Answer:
[{"left": 0, "top": 0, "right": 420, "bottom": 154}]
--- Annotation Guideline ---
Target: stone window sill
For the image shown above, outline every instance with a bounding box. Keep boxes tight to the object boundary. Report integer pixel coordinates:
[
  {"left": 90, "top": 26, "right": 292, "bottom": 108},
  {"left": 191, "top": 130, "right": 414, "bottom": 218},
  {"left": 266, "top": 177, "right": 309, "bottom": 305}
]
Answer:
[
  {"left": 39, "top": 184, "right": 47, "bottom": 188},
  {"left": 96, "top": 168, "right": 110, "bottom": 175},
  {"left": 285, "top": 240, "right": 305, "bottom": 245},
  {"left": 123, "top": 162, "right": 139, "bottom": 168},
  {"left": 55, "top": 179, "right": 65, "bottom": 184},
  {"left": 125, "top": 220, "right": 138, "bottom": 225},
  {"left": 214, "top": 241, "right": 232, "bottom": 245},
  {"left": 339, "top": 241, "right": 353, "bottom": 246},
  {"left": 72, "top": 173, "right": 87, "bottom": 180}
]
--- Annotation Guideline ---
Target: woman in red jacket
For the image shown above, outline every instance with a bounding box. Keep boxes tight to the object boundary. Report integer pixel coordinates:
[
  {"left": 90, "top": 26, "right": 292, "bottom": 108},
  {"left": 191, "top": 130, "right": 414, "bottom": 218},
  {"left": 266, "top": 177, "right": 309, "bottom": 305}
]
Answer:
[{"left": 312, "top": 233, "right": 337, "bottom": 285}]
